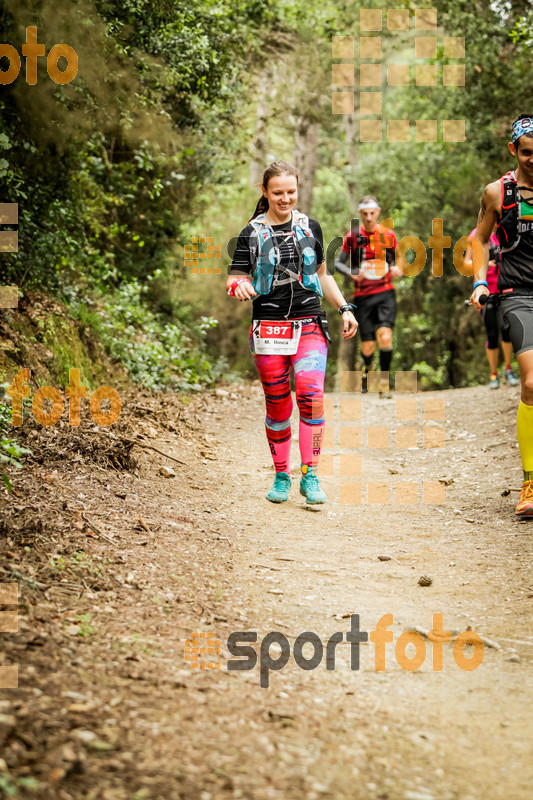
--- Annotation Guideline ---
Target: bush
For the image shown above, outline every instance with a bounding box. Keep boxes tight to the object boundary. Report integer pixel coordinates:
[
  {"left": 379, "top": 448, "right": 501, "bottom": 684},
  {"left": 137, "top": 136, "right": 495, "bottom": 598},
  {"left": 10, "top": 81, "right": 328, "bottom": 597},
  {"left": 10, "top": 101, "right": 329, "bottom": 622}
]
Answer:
[
  {"left": 69, "top": 276, "right": 220, "bottom": 390},
  {"left": 0, "top": 394, "right": 32, "bottom": 490}
]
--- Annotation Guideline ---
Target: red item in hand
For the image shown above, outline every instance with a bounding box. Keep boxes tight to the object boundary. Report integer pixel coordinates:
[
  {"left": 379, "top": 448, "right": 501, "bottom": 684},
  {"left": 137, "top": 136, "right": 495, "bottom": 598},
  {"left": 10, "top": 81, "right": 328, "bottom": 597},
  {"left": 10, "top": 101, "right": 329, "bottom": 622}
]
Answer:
[{"left": 227, "top": 277, "right": 252, "bottom": 296}]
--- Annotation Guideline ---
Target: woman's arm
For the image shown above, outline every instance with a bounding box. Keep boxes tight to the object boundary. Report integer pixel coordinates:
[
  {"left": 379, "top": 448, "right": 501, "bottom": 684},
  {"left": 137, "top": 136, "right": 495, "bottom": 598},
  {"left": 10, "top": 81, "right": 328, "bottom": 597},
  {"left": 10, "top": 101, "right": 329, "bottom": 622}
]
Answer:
[
  {"left": 226, "top": 226, "right": 258, "bottom": 301},
  {"left": 317, "top": 262, "right": 358, "bottom": 339}
]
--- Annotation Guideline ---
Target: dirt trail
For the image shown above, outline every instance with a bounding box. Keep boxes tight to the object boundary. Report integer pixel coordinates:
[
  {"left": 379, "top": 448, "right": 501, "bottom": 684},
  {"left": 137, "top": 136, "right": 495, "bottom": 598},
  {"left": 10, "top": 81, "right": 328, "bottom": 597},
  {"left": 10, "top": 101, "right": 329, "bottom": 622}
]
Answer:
[{"left": 1, "top": 381, "right": 532, "bottom": 800}]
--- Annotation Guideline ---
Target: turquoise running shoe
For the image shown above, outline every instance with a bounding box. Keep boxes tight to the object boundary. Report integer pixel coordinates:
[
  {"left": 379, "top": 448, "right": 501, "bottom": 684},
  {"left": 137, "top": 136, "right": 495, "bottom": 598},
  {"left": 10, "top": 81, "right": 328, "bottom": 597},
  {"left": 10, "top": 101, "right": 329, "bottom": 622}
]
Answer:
[
  {"left": 504, "top": 367, "right": 520, "bottom": 386},
  {"left": 266, "top": 472, "right": 292, "bottom": 503},
  {"left": 299, "top": 465, "right": 327, "bottom": 504}
]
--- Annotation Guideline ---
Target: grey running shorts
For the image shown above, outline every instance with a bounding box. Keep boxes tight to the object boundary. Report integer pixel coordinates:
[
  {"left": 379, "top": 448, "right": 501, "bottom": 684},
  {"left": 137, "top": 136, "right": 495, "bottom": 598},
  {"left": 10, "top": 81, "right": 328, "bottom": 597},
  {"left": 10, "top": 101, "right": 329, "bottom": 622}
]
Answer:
[{"left": 500, "top": 294, "right": 533, "bottom": 355}]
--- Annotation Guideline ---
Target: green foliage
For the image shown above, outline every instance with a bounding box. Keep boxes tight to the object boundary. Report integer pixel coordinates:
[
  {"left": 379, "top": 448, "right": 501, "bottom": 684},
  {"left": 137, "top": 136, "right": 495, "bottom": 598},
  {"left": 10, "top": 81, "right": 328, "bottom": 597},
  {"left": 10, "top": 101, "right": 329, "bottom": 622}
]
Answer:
[
  {"left": 1, "top": 0, "right": 313, "bottom": 290},
  {"left": 0, "top": 773, "right": 40, "bottom": 796},
  {"left": 73, "top": 613, "right": 98, "bottom": 637},
  {"left": 411, "top": 359, "right": 448, "bottom": 391},
  {"left": 69, "top": 277, "right": 219, "bottom": 390},
  {"left": 2, "top": 0, "right": 531, "bottom": 393},
  {"left": 0, "top": 398, "right": 32, "bottom": 490},
  {"left": 0, "top": 0, "right": 325, "bottom": 392},
  {"left": 511, "top": 9, "right": 533, "bottom": 50},
  {"left": 311, "top": 0, "right": 533, "bottom": 388}
]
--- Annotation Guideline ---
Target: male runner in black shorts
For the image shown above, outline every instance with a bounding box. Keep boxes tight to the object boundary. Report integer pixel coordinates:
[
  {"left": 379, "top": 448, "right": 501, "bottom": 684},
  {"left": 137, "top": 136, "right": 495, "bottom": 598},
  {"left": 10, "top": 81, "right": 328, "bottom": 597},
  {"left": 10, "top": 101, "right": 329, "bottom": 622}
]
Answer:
[
  {"left": 335, "top": 196, "right": 402, "bottom": 395},
  {"left": 471, "top": 114, "right": 533, "bottom": 517}
]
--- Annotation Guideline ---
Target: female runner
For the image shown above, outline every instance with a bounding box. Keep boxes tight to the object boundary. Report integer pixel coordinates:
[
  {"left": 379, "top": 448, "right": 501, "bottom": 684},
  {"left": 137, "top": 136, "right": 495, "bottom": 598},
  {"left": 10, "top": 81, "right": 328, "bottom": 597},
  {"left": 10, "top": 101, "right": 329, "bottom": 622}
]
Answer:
[
  {"left": 466, "top": 226, "right": 519, "bottom": 388},
  {"left": 227, "top": 160, "right": 357, "bottom": 504}
]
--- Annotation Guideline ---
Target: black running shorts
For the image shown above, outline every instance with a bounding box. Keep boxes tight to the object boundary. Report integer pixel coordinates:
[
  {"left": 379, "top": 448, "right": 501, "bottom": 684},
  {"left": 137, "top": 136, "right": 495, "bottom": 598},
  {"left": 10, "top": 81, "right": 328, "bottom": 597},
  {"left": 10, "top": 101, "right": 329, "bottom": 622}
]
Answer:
[
  {"left": 481, "top": 301, "right": 511, "bottom": 349},
  {"left": 500, "top": 294, "right": 533, "bottom": 356},
  {"left": 353, "top": 289, "right": 397, "bottom": 341}
]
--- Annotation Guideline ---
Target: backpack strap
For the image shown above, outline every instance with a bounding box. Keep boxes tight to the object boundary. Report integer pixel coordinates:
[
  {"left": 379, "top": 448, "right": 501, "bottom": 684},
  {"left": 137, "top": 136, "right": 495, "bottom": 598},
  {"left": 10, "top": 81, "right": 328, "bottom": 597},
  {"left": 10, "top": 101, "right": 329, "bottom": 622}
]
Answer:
[
  {"left": 291, "top": 211, "right": 321, "bottom": 276},
  {"left": 292, "top": 210, "right": 310, "bottom": 232},
  {"left": 496, "top": 171, "right": 520, "bottom": 252},
  {"left": 247, "top": 210, "right": 323, "bottom": 296},
  {"left": 249, "top": 213, "right": 271, "bottom": 266},
  {"left": 249, "top": 210, "right": 311, "bottom": 268},
  {"left": 501, "top": 171, "right": 517, "bottom": 210}
]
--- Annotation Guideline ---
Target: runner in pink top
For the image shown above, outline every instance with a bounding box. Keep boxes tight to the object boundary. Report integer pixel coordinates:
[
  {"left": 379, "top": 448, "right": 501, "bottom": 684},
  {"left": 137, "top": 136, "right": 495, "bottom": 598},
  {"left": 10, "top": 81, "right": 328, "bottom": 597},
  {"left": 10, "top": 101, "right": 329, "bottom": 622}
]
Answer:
[{"left": 467, "top": 227, "right": 519, "bottom": 388}]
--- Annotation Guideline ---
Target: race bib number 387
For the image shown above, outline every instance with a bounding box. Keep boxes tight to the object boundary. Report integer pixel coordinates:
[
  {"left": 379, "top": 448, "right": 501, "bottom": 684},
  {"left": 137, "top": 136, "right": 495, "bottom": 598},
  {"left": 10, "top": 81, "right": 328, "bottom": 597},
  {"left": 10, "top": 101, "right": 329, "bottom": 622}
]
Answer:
[
  {"left": 253, "top": 320, "right": 302, "bottom": 355},
  {"left": 259, "top": 322, "right": 293, "bottom": 339}
]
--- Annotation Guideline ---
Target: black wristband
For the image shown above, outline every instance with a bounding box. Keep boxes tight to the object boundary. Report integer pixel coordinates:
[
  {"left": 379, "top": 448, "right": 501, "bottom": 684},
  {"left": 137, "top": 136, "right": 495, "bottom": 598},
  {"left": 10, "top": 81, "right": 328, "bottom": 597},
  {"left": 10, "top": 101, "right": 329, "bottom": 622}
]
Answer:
[{"left": 338, "top": 303, "right": 357, "bottom": 315}]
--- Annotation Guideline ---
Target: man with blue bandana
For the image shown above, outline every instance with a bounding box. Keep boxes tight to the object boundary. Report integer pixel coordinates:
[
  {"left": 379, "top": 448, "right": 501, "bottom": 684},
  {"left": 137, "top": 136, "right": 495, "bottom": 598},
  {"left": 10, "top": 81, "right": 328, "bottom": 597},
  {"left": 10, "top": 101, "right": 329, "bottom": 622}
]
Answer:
[{"left": 471, "top": 114, "right": 533, "bottom": 517}]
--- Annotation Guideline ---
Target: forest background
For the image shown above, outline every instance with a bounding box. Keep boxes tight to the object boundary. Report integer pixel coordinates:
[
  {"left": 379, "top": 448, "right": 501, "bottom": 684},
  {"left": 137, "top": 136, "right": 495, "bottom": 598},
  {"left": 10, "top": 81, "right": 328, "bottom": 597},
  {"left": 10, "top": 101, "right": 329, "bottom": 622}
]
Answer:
[{"left": 2, "top": 0, "right": 533, "bottom": 400}]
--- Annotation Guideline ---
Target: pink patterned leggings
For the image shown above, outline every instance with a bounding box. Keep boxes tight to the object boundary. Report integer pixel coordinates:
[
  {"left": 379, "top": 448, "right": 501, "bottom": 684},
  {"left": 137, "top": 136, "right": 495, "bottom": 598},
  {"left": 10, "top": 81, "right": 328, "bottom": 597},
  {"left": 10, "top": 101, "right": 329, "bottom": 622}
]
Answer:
[{"left": 250, "top": 321, "right": 327, "bottom": 473}]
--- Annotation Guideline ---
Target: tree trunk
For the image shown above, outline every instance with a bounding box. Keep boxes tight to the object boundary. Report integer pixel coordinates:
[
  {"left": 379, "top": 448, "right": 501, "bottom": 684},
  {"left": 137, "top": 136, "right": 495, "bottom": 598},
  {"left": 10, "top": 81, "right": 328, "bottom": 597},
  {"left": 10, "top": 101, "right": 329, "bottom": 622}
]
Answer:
[
  {"left": 249, "top": 71, "right": 272, "bottom": 189},
  {"left": 336, "top": 112, "right": 360, "bottom": 379},
  {"left": 344, "top": 113, "right": 359, "bottom": 209},
  {"left": 293, "top": 117, "right": 319, "bottom": 215}
]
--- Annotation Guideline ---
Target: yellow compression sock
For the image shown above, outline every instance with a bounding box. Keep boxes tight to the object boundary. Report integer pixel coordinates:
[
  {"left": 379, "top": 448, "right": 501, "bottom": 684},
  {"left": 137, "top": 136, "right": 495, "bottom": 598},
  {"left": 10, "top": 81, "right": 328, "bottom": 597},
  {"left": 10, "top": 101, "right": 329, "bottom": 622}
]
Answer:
[{"left": 517, "top": 401, "right": 533, "bottom": 479}]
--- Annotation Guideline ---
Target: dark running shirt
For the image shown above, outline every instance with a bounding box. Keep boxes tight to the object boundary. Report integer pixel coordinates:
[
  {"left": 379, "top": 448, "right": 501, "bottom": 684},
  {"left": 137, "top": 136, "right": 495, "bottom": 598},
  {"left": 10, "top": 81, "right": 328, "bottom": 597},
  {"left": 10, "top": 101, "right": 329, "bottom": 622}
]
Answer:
[
  {"left": 341, "top": 224, "right": 397, "bottom": 298},
  {"left": 230, "top": 216, "right": 325, "bottom": 320},
  {"left": 498, "top": 178, "right": 533, "bottom": 293}
]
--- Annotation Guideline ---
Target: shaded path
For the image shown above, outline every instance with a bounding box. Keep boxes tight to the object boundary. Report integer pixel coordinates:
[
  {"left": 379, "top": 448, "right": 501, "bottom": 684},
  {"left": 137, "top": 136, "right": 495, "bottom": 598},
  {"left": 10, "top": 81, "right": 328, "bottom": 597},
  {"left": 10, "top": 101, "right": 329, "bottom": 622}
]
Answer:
[{"left": 1, "top": 382, "right": 532, "bottom": 799}]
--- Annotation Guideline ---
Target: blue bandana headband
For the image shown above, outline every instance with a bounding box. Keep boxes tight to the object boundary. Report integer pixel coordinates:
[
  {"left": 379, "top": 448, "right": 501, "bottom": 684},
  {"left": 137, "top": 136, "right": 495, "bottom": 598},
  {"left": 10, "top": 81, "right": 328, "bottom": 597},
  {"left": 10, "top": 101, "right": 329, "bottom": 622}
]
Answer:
[{"left": 511, "top": 117, "right": 533, "bottom": 144}]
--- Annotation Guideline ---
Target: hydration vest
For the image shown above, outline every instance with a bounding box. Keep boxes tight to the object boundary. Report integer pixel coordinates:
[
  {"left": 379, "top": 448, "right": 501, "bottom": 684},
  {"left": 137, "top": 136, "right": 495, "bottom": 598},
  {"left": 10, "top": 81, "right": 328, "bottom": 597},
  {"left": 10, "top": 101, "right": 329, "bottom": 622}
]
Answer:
[
  {"left": 496, "top": 171, "right": 522, "bottom": 253},
  {"left": 249, "top": 211, "right": 323, "bottom": 297}
]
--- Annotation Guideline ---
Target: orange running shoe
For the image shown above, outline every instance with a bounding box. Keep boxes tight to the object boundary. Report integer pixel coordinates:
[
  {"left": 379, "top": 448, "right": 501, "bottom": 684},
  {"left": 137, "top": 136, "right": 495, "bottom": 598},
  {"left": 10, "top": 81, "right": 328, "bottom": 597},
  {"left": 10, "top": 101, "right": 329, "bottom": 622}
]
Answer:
[{"left": 516, "top": 480, "right": 533, "bottom": 517}]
